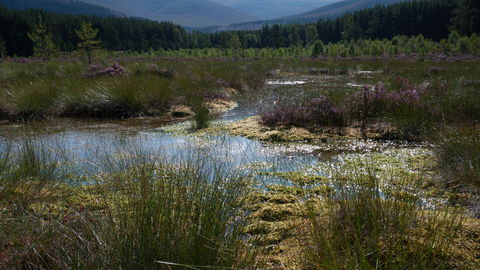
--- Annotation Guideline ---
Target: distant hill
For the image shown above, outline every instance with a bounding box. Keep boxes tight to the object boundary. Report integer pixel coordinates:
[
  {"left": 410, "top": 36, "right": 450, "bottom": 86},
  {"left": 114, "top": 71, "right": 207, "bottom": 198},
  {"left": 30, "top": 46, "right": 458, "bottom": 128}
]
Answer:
[
  {"left": 78, "top": 0, "right": 263, "bottom": 28},
  {"left": 209, "top": 0, "right": 337, "bottom": 19},
  {"left": 196, "top": 0, "right": 405, "bottom": 32},
  {"left": 283, "top": 0, "right": 403, "bottom": 20},
  {"left": 0, "top": 0, "right": 121, "bottom": 17}
]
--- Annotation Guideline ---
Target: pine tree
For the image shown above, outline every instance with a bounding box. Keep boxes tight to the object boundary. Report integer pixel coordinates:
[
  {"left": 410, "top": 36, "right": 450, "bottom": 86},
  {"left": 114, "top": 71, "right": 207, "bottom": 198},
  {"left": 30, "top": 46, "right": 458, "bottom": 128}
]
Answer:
[
  {"left": 76, "top": 22, "right": 100, "bottom": 64},
  {"left": 230, "top": 32, "right": 241, "bottom": 62},
  {"left": 341, "top": 13, "right": 354, "bottom": 41},
  {"left": 288, "top": 25, "right": 303, "bottom": 47},
  {"left": 311, "top": 39, "right": 324, "bottom": 57},
  {"left": 0, "top": 34, "right": 6, "bottom": 58},
  {"left": 305, "top": 25, "right": 319, "bottom": 47},
  {"left": 27, "top": 15, "right": 58, "bottom": 62}
]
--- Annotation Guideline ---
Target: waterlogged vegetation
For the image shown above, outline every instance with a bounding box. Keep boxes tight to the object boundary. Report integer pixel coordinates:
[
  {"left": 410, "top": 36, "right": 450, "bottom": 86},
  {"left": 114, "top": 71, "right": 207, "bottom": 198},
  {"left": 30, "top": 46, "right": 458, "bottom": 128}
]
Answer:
[{"left": 1, "top": 56, "right": 480, "bottom": 269}]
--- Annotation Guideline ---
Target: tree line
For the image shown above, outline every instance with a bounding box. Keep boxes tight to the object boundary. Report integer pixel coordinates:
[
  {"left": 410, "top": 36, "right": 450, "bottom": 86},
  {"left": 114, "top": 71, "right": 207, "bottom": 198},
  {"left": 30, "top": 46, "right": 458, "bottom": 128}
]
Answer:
[{"left": 0, "top": 0, "right": 478, "bottom": 58}]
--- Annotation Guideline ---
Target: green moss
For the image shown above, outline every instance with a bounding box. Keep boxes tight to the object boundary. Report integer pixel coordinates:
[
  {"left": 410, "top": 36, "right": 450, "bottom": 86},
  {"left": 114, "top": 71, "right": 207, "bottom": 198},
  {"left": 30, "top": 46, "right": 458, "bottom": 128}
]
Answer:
[
  {"left": 261, "top": 171, "right": 327, "bottom": 186},
  {"left": 266, "top": 185, "right": 305, "bottom": 196},
  {"left": 267, "top": 194, "right": 298, "bottom": 204},
  {"left": 249, "top": 203, "right": 297, "bottom": 221}
]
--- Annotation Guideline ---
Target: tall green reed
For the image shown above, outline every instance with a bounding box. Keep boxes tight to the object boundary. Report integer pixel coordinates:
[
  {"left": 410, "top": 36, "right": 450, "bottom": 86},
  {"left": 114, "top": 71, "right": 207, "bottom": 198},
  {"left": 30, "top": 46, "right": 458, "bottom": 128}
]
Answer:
[
  {"left": 433, "top": 126, "right": 480, "bottom": 189},
  {"left": 52, "top": 142, "right": 258, "bottom": 269},
  {"left": 0, "top": 137, "right": 70, "bottom": 207},
  {"left": 303, "top": 167, "right": 461, "bottom": 269}
]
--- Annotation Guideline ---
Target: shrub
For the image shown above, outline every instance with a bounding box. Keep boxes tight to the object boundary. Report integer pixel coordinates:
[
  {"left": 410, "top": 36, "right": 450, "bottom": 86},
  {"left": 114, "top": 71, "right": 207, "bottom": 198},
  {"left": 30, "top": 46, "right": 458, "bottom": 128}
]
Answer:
[
  {"left": 261, "top": 95, "right": 346, "bottom": 128},
  {"left": 84, "top": 63, "right": 126, "bottom": 77},
  {"left": 346, "top": 77, "right": 436, "bottom": 136}
]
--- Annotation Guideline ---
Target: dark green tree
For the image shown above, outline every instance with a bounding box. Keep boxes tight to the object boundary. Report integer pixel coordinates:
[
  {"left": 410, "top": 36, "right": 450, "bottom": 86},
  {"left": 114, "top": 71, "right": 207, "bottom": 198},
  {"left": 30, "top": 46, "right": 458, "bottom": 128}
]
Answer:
[
  {"left": 269, "top": 24, "right": 285, "bottom": 48},
  {"left": 305, "top": 25, "right": 318, "bottom": 47},
  {"left": 341, "top": 13, "right": 355, "bottom": 41},
  {"left": 27, "top": 15, "right": 58, "bottom": 62},
  {"left": 451, "top": 0, "right": 480, "bottom": 36},
  {"left": 288, "top": 25, "right": 303, "bottom": 47},
  {"left": 76, "top": 21, "right": 100, "bottom": 64},
  {"left": 311, "top": 39, "right": 324, "bottom": 57},
  {"left": 0, "top": 34, "right": 6, "bottom": 58},
  {"left": 230, "top": 32, "right": 241, "bottom": 62},
  {"left": 470, "top": 33, "right": 480, "bottom": 55}
]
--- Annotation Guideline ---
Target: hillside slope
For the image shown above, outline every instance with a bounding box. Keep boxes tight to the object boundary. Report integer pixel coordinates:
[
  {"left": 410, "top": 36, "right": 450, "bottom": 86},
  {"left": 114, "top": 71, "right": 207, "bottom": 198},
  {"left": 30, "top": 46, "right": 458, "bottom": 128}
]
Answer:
[
  {"left": 79, "top": 0, "right": 263, "bottom": 27},
  {"left": 283, "top": 0, "right": 403, "bottom": 19},
  {"left": 196, "top": 0, "right": 405, "bottom": 32},
  {"left": 0, "top": 0, "right": 120, "bottom": 17},
  {"left": 210, "top": 0, "right": 337, "bottom": 19}
]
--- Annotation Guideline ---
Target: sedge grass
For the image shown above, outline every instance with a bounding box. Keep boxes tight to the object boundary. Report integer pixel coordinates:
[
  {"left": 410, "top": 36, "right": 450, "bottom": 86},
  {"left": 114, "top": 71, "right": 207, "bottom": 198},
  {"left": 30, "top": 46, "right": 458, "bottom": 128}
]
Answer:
[
  {"left": 0, "top": 139, "right": 258, "bottom": 269},
  {"left": 0, "top": 137, "right": 71, "bottom": 208},
  {"left": 302, "top": 168, "right": 462, "bottom": 269},
  {"left": 433, "top": 126, "right": 480, "bottom": 190}
]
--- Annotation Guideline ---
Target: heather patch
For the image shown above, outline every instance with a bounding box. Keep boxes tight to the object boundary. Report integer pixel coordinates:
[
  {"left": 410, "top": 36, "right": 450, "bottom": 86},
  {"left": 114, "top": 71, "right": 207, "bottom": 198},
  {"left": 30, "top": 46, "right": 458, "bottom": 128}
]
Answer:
[
  {"left": 84, "top": 63, "right": 126, "bottom": 77},
  {"left": 262, "top": 95, "right": 347, "bottom": 128}
]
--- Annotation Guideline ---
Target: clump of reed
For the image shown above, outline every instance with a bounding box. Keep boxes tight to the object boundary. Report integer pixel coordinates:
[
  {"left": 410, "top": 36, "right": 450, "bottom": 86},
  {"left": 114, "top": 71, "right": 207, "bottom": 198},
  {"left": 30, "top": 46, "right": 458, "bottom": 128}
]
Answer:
[
  {"left": 302, "top": 169, "right": 461, "bottom": 269},
  {"left": 193, "top": 102, "right": 210, "bottom": 129},
  {"left": 433, "top": 126, "right": 480, "bottom": 190},
  {"left": 0, "top": 138, "right": 70, "bottom": 208},
  {"left": 0, "top": 140, "right": 257, "bottom": 269}
]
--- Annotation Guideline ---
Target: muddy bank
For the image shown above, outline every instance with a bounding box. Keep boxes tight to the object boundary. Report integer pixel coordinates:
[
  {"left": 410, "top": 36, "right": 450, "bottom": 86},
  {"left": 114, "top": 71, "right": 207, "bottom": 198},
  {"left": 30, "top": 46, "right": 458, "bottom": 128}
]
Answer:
[{"left": 224, "top": 116, "right": 402, "bottom": 142}]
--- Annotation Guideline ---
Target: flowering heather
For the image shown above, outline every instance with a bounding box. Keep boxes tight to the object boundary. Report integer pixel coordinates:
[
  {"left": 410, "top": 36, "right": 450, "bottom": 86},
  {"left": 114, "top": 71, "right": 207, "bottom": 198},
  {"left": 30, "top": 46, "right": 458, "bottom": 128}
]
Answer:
[
  {"left": 147, "top": 64, "right": 177, "bottom": 78},
  {"left": 262, "top": 96, "right": 346, "bottom": 128},
  {"left": 346, "top": 77, "right": 433, "bottom": 124},
  {"left": 427, "top": 66, "right": 446, "bottom": 74},
  {"left": 84, "top": 63, "right": 127, "bottom": 77}
]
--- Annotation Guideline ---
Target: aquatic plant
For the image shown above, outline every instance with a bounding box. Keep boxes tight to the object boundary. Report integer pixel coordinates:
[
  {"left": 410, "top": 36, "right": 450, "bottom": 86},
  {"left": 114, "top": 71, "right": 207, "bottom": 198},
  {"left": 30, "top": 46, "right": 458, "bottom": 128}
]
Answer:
[
  {"left": 193, "top": 103, "right": 210, "bottom": 129},
  {"left": 75, "top": 144, "right": 255, "bottom": 269}
]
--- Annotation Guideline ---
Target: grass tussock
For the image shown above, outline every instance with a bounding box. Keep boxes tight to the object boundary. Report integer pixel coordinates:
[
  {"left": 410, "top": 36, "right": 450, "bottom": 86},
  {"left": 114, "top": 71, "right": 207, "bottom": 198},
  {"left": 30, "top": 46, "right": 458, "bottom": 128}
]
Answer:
[
  {"left": 0, "top": 59, "right": 273, "bottom": 121},
  {"left": 0, "top": 142, "right": 257, "bottom": 269},
  {"left": 302, "top": 170, "right": 462, "bottom": 270},
  {"left": 433, "top": 126, "right": 480, "bottom": 190}
]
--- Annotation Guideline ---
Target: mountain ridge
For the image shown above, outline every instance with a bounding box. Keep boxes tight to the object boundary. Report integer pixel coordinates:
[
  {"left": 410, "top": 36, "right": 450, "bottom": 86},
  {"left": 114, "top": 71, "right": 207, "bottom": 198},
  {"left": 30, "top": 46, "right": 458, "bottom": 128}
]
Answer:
[
  {"left": 195, "top": 0, "right": 405, "bottom": 32},
  {"left": 0, "top": 0, "right": 122, "bottom": 17},
  {"left": 78, "top": 0, "right": 263, "bottom": 27},
  {"left": 283, "top": 0, "right": 403, "bottom": 19}
]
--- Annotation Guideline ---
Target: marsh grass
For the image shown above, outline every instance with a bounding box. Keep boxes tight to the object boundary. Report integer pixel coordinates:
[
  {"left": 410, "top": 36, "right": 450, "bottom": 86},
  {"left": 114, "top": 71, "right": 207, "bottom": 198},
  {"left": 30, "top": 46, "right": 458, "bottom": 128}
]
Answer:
[
  {"left": 193, "top": 102, "right": 210, "bottom": 129},
  {"left": 88, "top": 144, "right": 256, "bottom": 269},
  {"left": 0, "top": 59, "right": 272, "bottom": 121},
  {"left": 433, "top": 126, "right": 480, "bottom": 190},
  {"left": 0, "top": 140, "right": 258, "bottom": 269},
  {"left": 303, "top": 169, "right": 462, "bottom": 269},
  {"left": 0, "top": 137, "right": 70, "bottom": 208}
]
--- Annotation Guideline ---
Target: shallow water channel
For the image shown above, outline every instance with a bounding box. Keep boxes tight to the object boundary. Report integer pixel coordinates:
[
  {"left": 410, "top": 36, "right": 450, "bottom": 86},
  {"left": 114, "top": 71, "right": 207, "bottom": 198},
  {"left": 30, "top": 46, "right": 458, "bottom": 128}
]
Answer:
[{"left": 0, "top": 75, "right": 431, "bottom": 188}]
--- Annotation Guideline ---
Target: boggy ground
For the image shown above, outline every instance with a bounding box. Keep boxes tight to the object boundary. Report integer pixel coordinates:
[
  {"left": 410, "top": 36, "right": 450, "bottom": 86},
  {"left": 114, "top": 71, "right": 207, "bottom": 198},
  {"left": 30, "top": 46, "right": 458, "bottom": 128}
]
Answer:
[
  {"left": 225, "top": 116, "right": 399, "bottom": 142},
  {"left": 2, "top": 58, "right": 480, "bottom": 269},
  {"left": 242, "top": 164, "right": 480, "bottom": 269}
]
